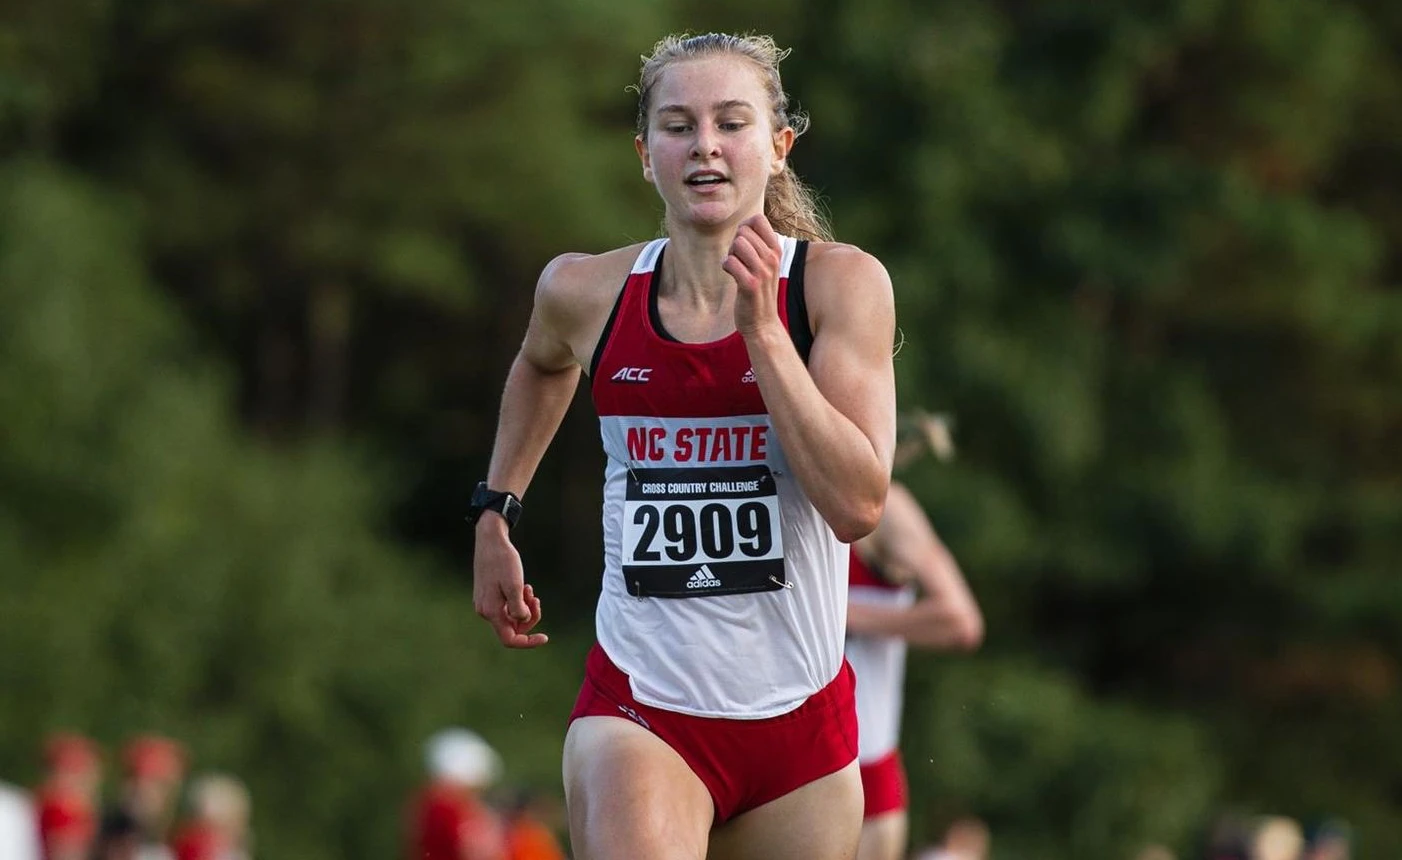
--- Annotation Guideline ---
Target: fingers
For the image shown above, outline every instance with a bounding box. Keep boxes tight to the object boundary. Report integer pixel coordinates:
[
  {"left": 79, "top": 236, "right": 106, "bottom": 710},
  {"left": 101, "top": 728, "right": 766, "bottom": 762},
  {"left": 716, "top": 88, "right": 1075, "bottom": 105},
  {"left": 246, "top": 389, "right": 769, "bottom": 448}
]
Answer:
[
  {"left": 523, "top": 583, "right": 543, "bottom": 627},
  {"left": 744, "top": 213, "right": 782, "bottom": 251},
  {"left": 724, "top": 227, "right": 774, "bottom": 289},
  {"left": 503, "top": 580, "right": 531, "bottom": 624},
  {"left": 491, "top": 603, "right": 549, "bottom": 648},
  {"left": 721, "top": 252, "right": 756, "bottom": 287},
  {"left": 493, "top": 584, "right": 547, "bottom": 649},
  {"left": 492, "top": 616, "right": 549, "bottom": 649}
]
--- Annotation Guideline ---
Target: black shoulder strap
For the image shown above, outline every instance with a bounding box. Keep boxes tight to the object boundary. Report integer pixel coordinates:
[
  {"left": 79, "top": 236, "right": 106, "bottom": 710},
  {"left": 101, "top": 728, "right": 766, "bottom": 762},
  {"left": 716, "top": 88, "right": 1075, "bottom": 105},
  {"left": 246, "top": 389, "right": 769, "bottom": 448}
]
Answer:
[
  {"left": 785, "top": 240, "right": 813, "bottom": 364},
  {"left": 588, "top": 277, "right": 630, "bottom": 379}
]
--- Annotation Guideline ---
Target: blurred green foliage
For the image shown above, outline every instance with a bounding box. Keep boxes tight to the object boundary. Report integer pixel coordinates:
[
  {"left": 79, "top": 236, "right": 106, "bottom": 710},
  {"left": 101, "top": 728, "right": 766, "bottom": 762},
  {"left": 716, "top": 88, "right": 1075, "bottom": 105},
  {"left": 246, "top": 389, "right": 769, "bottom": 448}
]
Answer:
[{"left": 2, "top": 0, "right": 1401, "bottom": 858}]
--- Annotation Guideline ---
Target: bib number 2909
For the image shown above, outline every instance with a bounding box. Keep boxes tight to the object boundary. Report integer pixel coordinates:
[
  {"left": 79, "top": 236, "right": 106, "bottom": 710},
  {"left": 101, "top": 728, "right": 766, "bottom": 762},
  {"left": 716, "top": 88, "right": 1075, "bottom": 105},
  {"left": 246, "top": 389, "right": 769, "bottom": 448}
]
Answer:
[
  {"left": 621, "top": 466, "right": 786, "bottom": 598},
  {"left": 631, "top": 501, "right": 772, "bottom": 563}
]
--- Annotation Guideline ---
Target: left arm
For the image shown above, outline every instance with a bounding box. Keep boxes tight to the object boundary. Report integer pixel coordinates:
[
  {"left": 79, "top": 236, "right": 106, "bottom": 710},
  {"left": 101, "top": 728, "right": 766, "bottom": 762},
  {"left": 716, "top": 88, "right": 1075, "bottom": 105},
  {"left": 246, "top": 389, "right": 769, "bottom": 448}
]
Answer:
[{"left": 726, "top": 216, "right": 897, "bottom": 542}]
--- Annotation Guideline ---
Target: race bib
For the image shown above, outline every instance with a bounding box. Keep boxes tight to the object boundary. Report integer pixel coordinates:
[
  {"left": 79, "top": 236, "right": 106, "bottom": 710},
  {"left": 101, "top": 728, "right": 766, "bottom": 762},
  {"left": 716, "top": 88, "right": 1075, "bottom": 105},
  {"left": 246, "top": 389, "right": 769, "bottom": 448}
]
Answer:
[{"left": 621, "top": 465, "right": 786, "bottom": 598}]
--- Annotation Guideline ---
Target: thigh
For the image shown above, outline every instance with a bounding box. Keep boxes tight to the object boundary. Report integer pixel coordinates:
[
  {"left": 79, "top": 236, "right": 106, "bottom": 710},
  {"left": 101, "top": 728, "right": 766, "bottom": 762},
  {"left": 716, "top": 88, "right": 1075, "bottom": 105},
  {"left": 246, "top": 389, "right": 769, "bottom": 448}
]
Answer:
[
  {"left": 563, "top": 715, "right": 715, "bottom": 860},
  {"left": 706, "top": 759, "right": 863, "bottom": 860},
  {"left": 855, "top": 810, "right": 908, "bottom": 860}
]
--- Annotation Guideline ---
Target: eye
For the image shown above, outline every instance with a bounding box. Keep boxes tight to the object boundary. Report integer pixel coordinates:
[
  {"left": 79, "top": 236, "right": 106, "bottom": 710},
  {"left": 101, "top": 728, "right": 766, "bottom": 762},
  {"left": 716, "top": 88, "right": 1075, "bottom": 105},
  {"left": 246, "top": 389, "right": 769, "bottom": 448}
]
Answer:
[
  {"left": 664, "top": 123, "right": 692, "bottom": 134},
  {"left": 719, "top": 121, "right": 746, "bottom": 132}
]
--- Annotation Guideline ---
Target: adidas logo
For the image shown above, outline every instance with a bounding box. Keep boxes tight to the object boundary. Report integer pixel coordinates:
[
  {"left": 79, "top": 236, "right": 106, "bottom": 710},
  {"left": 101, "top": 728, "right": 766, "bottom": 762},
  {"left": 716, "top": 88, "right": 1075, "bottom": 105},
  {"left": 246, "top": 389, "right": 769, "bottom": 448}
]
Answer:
[
  {"left": 741, "top": 368, "right": 756, "bottom": 383},
  {"left": 686, "top": 565, "right": 722, "bottom": 589}
]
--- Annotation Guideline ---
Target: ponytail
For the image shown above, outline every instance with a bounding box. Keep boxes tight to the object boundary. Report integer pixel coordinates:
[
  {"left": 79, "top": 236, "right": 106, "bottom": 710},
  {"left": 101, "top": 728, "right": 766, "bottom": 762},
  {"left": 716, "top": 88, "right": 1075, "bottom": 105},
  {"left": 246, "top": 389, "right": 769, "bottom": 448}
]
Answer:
[{"left": 765, "top": 164, "right": 831, "bottom": 242}]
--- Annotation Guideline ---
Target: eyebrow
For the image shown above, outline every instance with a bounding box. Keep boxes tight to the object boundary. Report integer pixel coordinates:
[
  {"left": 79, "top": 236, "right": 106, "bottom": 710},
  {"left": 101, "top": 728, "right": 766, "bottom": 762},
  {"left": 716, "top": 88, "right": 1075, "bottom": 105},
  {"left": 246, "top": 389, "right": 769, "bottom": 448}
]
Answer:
[{"left": 656, "top": 100, "right": 758, "bottom": 115}]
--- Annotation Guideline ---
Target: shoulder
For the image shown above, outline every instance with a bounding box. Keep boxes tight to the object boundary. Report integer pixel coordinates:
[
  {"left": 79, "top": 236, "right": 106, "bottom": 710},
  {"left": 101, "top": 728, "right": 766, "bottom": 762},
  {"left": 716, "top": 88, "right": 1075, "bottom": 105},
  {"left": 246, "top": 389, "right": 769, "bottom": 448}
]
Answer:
[
  {"left": 798, "top": 241, "right": 894, "bottom": 338},
  {"left": 802, "top": 241, "right": 893, "bottom": 292},
  {"left": 536, "top": 244, "right": 649, "bottom": 309},
  {"left": 531, "top": 243, "right": 651, "bottom": 355}
]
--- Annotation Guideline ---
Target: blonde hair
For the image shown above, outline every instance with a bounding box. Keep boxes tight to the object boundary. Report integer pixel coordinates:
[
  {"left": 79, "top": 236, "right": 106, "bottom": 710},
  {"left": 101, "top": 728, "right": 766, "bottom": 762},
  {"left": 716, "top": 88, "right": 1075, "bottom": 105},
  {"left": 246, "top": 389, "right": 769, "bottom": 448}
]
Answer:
[
  {"left": 633, "top": 33, "right": 832, "bottom": 242},
  {"left": 188, "top": 773, "right": 250, "bottom": 830},
  {"left": 894, "top": 410, "right": 956, "bottom": 470}
]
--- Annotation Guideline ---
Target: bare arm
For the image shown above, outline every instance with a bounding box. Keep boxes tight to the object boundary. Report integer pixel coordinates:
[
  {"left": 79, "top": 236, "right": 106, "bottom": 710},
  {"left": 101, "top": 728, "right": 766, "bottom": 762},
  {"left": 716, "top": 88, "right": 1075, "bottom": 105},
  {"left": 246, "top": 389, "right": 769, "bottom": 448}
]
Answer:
[
  {"left": 846, "top": 483, "right": 984, "bottom": 650},
  {"left": 726, "top": 216, "right": 897, "bottom": 541},
  {"left": 472, "top": 255, "right": 587, "bottom": 648}
]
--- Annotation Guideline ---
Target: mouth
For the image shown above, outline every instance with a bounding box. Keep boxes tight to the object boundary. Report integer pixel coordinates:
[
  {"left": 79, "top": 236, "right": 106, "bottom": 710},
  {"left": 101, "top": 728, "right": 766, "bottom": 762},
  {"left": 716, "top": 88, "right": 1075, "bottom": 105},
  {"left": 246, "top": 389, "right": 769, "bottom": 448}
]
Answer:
[{"left": 685, "top": 170, "right": 729, "bottom": 187}]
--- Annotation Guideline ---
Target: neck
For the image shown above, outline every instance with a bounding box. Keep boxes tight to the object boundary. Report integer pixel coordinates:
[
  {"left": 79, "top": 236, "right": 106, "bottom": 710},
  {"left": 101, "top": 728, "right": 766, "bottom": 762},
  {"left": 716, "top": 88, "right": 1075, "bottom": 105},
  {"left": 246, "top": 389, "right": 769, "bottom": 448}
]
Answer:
[{"left": 659, "top": 212, "right": 765, "bottom": 306}]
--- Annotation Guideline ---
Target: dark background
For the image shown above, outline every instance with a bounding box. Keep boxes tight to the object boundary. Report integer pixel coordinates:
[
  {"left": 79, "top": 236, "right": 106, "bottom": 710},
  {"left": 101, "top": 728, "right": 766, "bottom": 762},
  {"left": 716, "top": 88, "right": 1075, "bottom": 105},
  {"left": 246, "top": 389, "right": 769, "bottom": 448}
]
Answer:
[{"left": 3, "top": 0, "right": 1400, "bottom": 857}]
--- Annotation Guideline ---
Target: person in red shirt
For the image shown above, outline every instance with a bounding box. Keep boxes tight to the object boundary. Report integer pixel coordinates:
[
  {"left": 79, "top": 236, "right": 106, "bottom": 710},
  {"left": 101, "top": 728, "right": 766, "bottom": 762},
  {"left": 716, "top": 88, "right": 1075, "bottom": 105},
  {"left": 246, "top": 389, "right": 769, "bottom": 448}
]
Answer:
[
  {"left": 406, "top": 729, "right": 507, "bottom": 860},
  {"left": 112, "top": 734, "right": 186, "bottom": 859},
  {"left": 170, "top": 774, "right": 251, "bottom": 860},
  {"left": 35, "top": 733, "right": 102, "bottom": 860}
]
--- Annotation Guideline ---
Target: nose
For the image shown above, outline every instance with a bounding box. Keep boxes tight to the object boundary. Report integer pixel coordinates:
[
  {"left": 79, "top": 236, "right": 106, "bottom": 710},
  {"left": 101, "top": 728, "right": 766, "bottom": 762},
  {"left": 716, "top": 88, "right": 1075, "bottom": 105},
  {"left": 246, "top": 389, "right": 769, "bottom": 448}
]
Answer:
[{"left": 691, "top": 125, "right": 721, "bottom": 159}]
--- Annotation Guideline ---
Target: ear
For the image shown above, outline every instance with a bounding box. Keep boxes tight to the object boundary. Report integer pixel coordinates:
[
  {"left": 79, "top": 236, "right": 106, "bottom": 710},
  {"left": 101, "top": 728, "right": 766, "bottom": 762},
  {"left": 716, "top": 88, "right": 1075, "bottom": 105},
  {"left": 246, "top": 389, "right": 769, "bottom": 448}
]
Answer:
[
  {"left": 635, "top": 135, "right": 654, "bottom": 183},
  {"left": 771, "top": 126, "right": 796, "bottom": 176}
]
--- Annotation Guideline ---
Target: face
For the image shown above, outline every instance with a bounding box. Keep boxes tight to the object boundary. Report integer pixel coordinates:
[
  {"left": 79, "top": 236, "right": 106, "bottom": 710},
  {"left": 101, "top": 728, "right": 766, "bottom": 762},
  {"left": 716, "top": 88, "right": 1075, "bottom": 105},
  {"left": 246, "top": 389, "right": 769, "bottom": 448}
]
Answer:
[
  {"left": 56, "top": 763, "right": 102, "bottom": 796},
  {"left": 635, "top": 56, "right": 794, "bottom": 231},
  {"left": 127, "top": 777, "right": 178, "bottom": 825}
]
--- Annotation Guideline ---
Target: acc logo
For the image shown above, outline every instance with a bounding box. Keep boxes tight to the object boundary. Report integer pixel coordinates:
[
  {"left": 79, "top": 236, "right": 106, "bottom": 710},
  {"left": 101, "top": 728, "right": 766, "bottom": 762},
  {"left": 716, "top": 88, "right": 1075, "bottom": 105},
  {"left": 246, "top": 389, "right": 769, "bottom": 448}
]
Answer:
[{"left": 611, "top": 366, "right": 652, "bottom": 383}]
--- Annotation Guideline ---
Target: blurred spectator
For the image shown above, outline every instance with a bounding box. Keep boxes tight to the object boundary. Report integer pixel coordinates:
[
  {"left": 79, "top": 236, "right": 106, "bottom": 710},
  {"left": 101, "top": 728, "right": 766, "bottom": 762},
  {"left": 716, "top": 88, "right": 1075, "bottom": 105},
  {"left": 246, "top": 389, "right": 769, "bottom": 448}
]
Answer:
[
  {"left": 1205, "top": 813, "right": 1253, "bottom": 860},
  {"left": 1249, "top": 816, "right": 1304, "bottom": 860},
  {"left": 0, "top": 779, "right": 40, "bottom": 860},
  {"left": 501, "top": 788, "right": 566, "bottom": 860},
  {"left": 912, "top": 816, "right": 989, "bottom": 860},
  {"left": 35, "top": 733, "right": 102, "bottom": 860},
  {"left": 93, "top": 809, "right": 143, "bottom": 860},
  {"left": 113, "top": 735, "right": 187, "bottom": 860},
  {"left": 1303, "top": 819, "right": 1351, "bottom": 860},
  {"left": 406, "top": 728, "right": 507, "bottom": 860},
  {"left": 170, "top": 774, "right": 252, "bottom": 860}
]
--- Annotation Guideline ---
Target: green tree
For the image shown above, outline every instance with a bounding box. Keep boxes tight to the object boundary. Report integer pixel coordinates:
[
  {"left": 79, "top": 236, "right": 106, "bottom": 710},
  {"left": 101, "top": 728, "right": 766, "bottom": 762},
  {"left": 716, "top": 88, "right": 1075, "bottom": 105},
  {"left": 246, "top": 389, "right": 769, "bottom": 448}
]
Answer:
[{"left": 0, "top": 161, "right": 583, "bottom": 860}]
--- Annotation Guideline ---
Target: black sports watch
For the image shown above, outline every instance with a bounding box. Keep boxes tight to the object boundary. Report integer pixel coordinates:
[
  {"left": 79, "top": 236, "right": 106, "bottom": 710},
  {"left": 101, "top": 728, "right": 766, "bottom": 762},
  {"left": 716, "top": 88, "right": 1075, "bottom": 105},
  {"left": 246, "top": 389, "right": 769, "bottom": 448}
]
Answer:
[{"left": 467, "top": 481, "right": 523, "bottom": 529}]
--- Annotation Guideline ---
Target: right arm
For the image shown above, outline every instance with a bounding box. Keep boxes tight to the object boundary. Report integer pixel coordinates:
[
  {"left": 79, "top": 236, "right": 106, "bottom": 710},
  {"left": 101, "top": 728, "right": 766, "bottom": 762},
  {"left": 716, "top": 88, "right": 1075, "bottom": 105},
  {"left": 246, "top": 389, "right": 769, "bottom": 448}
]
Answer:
[{"left": 472, "top": 255, "right": 587, "bottom": 648}]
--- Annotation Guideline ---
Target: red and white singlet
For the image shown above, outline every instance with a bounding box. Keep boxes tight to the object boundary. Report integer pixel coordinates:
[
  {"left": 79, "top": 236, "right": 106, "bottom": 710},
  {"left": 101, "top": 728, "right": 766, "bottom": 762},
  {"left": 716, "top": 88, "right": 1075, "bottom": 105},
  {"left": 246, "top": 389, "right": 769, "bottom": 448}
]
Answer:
[
  {"left": 844, "top": 547, "right": 915, "bottom": 763},
  {"left": 588, "top": 236, "right": 847, "bottom": 719}
]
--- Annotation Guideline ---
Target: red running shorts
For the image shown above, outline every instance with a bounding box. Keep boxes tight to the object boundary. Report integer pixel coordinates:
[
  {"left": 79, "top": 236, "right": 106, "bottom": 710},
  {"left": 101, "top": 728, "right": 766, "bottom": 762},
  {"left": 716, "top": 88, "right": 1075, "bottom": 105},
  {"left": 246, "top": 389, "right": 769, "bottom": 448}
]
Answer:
[
  {"left": 858, "top": 749, "right": 908, "bottom": 818},
  {"left": 568, "top": 642, "right": 859, "bottom": 824}
]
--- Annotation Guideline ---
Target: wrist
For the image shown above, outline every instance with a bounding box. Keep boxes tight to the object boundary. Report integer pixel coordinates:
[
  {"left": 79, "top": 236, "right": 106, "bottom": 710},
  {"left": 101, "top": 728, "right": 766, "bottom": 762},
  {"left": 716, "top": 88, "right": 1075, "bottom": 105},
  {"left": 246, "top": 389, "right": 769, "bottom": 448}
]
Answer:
[
  {"left": 467, "top": 481, "right": 523, "bottom": 531},
  {"left": 740, "top": 320, "right": 789, "bottom": 354},
  {"left": 474, "top": 513, "right": 512, "bottom": 541}
]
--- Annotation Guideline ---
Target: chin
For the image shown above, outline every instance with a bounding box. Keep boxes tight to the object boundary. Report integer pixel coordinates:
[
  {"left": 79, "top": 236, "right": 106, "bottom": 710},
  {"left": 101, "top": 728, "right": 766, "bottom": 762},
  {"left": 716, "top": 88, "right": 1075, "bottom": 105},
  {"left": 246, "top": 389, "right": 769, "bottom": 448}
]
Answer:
[{"left": 678, "top": 204, "right": 737, "bottom": 231}]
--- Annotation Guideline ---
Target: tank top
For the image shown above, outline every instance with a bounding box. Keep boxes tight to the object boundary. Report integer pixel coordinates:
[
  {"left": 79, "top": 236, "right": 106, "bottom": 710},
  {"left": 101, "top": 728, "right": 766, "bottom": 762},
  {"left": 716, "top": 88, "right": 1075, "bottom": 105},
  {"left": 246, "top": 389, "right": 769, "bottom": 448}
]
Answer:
[
  {"left": 588, "top": 236, "right": 847, "bottom": 718},
  {"left": 845, "top": 546, "right": 914, "bottom": 762}
]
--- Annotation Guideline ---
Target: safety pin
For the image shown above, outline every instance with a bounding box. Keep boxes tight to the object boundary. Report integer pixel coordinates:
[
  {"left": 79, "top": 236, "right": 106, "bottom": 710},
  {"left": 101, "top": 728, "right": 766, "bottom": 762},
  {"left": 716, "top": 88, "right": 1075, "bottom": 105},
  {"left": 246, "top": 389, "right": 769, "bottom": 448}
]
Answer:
[{"left": 769, "top": 575, "right": 794, "bottom": 590}]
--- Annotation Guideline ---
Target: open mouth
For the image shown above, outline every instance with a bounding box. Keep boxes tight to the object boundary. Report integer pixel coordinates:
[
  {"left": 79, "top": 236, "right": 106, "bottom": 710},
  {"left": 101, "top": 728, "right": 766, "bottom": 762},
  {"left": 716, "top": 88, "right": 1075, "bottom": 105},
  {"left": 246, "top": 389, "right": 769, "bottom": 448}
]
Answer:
[{"left": 685, "top": 171, "right": 728, "bottom": 187}]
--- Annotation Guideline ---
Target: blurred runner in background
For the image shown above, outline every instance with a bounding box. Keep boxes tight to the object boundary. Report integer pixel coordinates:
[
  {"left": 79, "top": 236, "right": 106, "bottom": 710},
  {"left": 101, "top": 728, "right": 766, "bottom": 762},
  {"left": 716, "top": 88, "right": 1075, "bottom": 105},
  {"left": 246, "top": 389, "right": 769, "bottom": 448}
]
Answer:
[
  {"left": 35, "top": 732, "right": 102, "bottom": 860},
  {"left": 846, "top": 414, "right": 983, "bottom": 860},
  {"left": 171, "top": 773, "right": 252, "bottom": 860},
  {"left": 113, "top": 734, "right": 187, "bottom": 860},
  {"left": 406, "top": 728, "right": 506, "bottom": 860}
]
